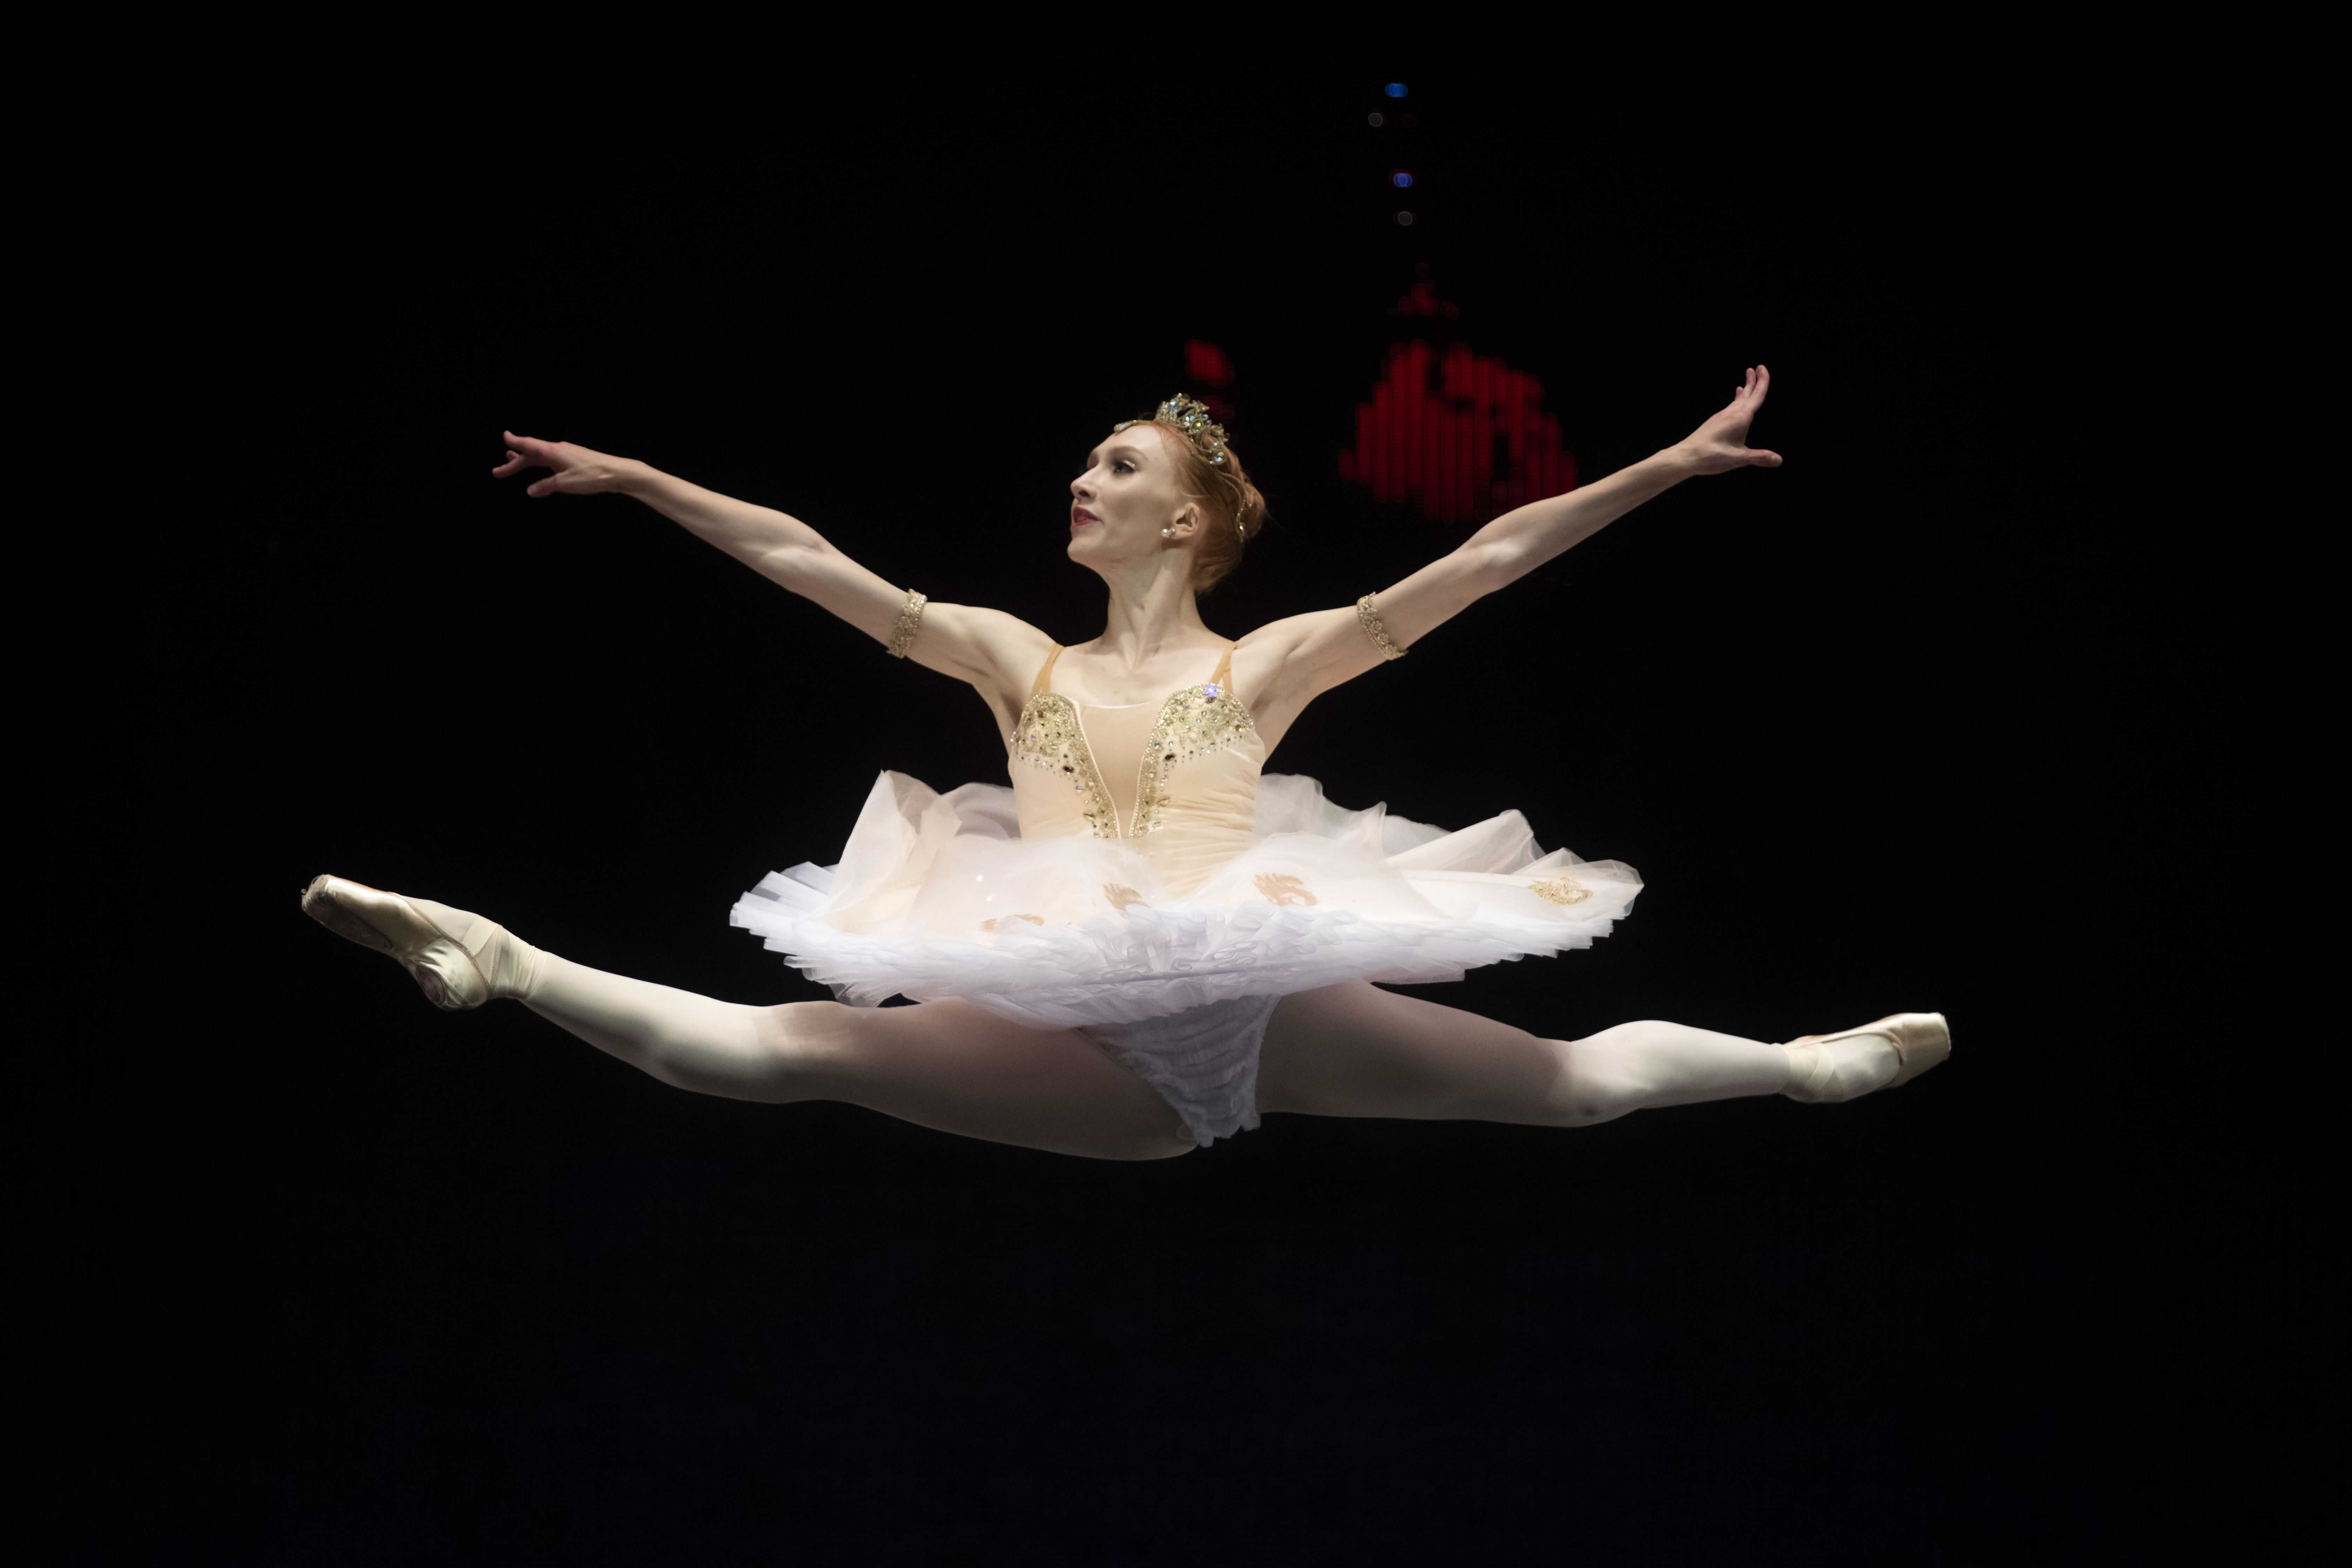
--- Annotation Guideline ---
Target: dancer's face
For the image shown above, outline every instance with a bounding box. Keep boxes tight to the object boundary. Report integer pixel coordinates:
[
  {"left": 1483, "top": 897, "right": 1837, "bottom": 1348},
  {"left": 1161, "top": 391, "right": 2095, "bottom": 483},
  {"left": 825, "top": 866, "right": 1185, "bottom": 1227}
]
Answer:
[{"left": 1068, "top": 424, "right": 1198, "bottom": 577}]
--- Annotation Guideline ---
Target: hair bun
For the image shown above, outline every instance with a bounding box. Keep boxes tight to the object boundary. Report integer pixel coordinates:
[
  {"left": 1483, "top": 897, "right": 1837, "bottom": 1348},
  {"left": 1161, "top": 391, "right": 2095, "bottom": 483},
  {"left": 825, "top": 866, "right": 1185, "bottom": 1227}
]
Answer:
[{"left": 1127, "top": 409, "right": 1266, "bottom": 595}]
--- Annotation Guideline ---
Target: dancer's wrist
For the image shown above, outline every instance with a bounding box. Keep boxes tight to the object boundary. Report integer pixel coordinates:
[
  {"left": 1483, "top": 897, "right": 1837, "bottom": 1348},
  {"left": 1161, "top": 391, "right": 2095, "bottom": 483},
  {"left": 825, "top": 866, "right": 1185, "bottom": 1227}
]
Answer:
[
  {"left": 611, "top": 458, "right": 659, "bottom": 497},
  {"left": 1653, "top": 444, "right": 1707, "bottom": 479}
]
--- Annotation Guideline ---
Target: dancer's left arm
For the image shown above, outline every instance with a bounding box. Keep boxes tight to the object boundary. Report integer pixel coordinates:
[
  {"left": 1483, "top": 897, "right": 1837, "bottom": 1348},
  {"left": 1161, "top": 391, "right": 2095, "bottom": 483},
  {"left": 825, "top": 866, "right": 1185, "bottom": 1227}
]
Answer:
[{"left": 1242, "top": 366, "right": 1782, "bottom": 704}]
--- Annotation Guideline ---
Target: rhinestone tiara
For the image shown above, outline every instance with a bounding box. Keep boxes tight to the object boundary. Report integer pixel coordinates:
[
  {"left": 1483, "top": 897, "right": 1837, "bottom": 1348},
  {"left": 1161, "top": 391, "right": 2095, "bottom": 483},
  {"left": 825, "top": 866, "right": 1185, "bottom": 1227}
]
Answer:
[{"left": 1115, "top": 393, "right": 1230, "bottom": 470}]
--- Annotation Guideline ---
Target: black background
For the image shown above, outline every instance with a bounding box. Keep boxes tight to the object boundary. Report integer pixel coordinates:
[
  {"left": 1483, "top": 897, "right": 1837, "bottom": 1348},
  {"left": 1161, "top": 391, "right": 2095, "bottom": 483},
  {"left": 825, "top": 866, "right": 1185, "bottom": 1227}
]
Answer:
[{"left": 31, "top": 56, "right": 2313, "bottom": 1564}]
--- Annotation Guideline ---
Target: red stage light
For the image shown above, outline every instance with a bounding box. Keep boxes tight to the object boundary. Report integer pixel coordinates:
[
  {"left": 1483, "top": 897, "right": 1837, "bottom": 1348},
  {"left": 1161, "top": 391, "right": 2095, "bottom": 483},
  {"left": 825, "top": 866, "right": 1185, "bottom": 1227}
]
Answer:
[
  {"left": 1338, "top": 328, "right": 1577, "bottom": 525},
  {"left": 1184, "top": 341, "right": 1235, "bottom": 389}
]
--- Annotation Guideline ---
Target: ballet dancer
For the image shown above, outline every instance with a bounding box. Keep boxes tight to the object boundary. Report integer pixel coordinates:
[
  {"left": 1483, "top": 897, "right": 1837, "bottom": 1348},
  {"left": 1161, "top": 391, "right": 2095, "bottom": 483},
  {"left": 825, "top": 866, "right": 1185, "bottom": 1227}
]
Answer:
[{"left": 305, "top": 367, "right": 1947, "bottom": 1160}]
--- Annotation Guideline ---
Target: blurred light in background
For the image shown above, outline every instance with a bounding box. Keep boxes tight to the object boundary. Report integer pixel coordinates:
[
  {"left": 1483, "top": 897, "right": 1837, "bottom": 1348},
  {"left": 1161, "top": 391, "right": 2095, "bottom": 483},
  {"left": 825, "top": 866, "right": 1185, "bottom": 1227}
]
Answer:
[
  {"left": 1178, "top": 340, "right": 1237, "bottom": 427},
  {"left": 1368, "top": 112, "right": 1385, "bottom": 127},
  {"left": 1184, "top": 340, "right": 1235, "bottom": 390},
  {"left": 1395, "top": 212, "right": 1415, "bottom": 225},
  {"left": 1391, "top": 171, "right": 1414, "bottom": 188},
  {"left": 1385, "top": 83, "right": 1408, "bottom": 98},
  {"left": 1337, "top": 279, "right": 1577, "bottom": 526}
]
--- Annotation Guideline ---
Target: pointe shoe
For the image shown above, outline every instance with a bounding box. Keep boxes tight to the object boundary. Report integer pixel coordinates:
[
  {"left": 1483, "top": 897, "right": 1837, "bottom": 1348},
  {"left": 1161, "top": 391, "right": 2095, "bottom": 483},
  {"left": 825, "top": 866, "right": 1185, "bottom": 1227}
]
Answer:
[
  {"left": 1782, "top": 1011, "right": 1951, "bottom": 1102},
  {"left": 301, "top": 874, "right": 501, "bottom": 1011}
]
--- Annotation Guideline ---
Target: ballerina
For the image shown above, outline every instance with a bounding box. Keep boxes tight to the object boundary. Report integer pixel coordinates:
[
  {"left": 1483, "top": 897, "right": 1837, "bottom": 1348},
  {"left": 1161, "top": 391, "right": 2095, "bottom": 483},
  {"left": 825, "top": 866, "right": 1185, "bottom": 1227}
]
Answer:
[{"left": 304, "top": 366, "right": 1947, "bottom": 1161}]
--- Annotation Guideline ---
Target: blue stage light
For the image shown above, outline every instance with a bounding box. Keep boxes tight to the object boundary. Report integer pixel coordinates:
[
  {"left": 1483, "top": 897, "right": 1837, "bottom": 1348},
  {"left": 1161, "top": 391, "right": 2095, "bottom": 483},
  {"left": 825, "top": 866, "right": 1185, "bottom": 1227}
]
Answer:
[
  {"left": 1385, "top": 83, "right": 1407, "bottom": 98},
  {"left": 1392, "top": 171, "right": 1413, "bottom": 188}
]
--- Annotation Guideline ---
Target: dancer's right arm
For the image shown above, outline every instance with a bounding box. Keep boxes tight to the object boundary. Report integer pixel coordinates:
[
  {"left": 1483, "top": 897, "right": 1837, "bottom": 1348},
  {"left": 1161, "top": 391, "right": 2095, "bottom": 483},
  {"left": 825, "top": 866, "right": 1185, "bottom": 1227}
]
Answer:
[{"left": 493, "top": 432, "right": 1048, "bottom": 697}]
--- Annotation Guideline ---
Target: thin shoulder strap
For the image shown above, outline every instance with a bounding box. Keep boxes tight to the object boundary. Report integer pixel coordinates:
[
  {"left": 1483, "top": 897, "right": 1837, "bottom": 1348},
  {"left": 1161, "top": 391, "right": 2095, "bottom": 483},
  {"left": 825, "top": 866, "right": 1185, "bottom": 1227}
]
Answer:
[
  {"left": 1031, "top": 643, "right": 1064, "bottom": 698},
  {"left": 1210, "top": 642, "right": 1235, "bottom": 694}
]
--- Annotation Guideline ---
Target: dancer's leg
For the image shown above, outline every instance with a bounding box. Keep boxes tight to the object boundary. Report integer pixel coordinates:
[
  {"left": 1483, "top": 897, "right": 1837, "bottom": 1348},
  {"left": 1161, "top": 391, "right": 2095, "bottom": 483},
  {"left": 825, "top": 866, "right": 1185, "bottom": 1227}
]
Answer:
[
  {"left": 524, "top": 952, "right": 1194, "bottom": 1158},
  {"left": 515, "top": 950, "right": 795, "bottom": 1098},
  {"left": 302, "top": 879, "right": 1195, "bottom": 1160},
  {"left": 1256, "top": 980, "right": 1895, "bottom": 1126},
  {"left": 785, "top": 997, "right": 1199, "bottom": 1161}
]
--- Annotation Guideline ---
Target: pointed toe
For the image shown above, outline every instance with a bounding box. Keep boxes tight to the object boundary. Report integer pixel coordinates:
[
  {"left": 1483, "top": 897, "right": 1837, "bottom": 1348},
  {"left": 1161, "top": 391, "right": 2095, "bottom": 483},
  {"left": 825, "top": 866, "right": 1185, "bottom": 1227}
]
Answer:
[
  {"left": 301, "top": 874, "right": 491, "bottom": 1011},
  {"left": 1882, "top": 1011, "right": 1950, "bottom": 1087},
  {"left": 1783, "top": 1011, "right": 1949, "bottom": 1102}
]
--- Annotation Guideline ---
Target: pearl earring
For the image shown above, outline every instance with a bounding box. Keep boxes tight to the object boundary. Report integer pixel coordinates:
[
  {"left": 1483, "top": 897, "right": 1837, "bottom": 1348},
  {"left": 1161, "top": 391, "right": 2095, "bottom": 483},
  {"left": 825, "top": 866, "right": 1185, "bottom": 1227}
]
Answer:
[{"left": 1161, "top": 528, "right": 1172, "bottom": 537}]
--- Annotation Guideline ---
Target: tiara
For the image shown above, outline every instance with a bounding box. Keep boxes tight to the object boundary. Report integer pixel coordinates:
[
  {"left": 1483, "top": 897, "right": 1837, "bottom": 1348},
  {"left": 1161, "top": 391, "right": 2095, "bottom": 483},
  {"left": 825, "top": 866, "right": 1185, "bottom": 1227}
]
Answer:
[{"left": 1115, "top": 393, "right": 1230, "bottom": 470}]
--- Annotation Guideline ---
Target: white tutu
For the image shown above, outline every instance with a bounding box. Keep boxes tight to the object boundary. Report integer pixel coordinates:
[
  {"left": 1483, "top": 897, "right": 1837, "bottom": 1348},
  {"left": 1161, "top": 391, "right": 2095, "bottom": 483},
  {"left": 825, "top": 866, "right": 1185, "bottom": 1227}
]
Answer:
[{"left": 731, "top": 769, "right": 1642, "bottom": 1034}]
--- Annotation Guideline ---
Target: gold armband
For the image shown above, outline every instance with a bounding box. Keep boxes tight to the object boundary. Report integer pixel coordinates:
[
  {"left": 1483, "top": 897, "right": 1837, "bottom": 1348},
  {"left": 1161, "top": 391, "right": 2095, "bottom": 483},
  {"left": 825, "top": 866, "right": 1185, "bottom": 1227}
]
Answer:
[
  {"left": 1355, "top": 593, "right": 1408, "bottom": 660},
  {"left": 887, "top": 589, "right": 927, "bottom": 659}
]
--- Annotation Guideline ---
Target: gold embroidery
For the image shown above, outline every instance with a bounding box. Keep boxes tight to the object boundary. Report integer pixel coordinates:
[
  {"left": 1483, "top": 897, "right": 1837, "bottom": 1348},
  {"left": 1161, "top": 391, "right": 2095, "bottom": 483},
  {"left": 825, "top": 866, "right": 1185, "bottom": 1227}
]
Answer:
[
  {"left": 1010, "top": 692, "right": 1120, "bottom": 839},
  {"left": 1530, "top": 877, "right": 1591, "bottom": 906},
  {"left": 1253, "top": 872, "right": 1317, "bottom": 907},
  {"left": 1355, "top": 593, "right": 1409, "bottom": 660},
  {"left": 978, "top": 913, "right": 1045, "bottom": 932},
  {"left": 1130, "top": 684, "right": 1258, "bottom": 835},
  {"left": 1012, "top": 682, "right": 1257, "bottom": 841},
  {"left": 1103, "top": 884, "right": 1147, "bottom": 913}
]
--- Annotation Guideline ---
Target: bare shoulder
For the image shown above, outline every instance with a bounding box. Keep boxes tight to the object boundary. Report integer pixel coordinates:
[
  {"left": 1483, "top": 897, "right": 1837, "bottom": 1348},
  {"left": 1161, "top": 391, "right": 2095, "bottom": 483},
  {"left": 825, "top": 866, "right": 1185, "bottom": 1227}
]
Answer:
[
  {"left": 1219, "top": 607, "right": 1373, "bottom": 758},
  {"left": 909, "top": 602, "right": 1054, "bottom": 685},
  {"left": 909, "top": 602, "right": 1058, "bottom": 742},
  {"left": 1233, "top": 545, "right": 1505, "bottom": 708},
  {"left": 1230, "top": 604, "right": 1381, "bottom": 710}
]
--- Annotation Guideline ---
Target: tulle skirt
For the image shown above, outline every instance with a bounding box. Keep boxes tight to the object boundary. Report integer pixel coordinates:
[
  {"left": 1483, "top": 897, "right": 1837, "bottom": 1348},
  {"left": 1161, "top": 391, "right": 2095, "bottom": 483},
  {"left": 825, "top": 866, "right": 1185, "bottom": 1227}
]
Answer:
[{"left": 731, "top": 770, "right": 1642, "bottom": 1034}]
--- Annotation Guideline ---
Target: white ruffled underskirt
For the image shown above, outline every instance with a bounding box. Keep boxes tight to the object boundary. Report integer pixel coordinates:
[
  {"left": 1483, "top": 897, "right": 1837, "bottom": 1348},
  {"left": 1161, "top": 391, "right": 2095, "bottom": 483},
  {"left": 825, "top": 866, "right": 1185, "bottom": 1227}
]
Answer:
[
  {"left": 1083, "top": 993, "right": 1282, "bottom": 1147},
  {"left": 730, "top": 771, "right": 1641, "bottom": 1034}
]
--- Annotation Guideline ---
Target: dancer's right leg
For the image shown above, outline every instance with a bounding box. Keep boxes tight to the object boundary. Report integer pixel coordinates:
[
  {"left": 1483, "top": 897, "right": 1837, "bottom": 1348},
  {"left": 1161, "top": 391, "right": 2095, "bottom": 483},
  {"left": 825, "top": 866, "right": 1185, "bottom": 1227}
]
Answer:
[
  {"left": 518, "top": 949, "right": 797, "bottom": 1100},
  {"left": 302, "top": 877, "right": 1196, "bottom": 1162},
  {"left": 522, "top": 952, "right": 1196, "bottom": 1159}
]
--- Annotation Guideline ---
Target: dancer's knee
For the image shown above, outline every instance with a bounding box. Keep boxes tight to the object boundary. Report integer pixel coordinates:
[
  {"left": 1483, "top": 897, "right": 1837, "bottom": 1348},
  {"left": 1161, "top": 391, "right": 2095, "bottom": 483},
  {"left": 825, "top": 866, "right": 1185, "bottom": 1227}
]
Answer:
[
  {"left": 737, "top": 1000, "right": 852, "bottom": 1100},
  {"left": 1546, "top": 1028, "right": 1661, "bottom": 1125},
  {"left": 622, "top": 998, "right": 839, "bottom": 1102}
]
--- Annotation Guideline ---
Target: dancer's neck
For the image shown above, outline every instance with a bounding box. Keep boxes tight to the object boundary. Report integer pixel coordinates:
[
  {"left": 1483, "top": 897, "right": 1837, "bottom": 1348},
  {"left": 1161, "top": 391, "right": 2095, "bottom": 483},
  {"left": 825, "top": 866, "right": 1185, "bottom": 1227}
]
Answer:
[{"left": 1089, "top": 559, "right": 1216, "bottom": 669}]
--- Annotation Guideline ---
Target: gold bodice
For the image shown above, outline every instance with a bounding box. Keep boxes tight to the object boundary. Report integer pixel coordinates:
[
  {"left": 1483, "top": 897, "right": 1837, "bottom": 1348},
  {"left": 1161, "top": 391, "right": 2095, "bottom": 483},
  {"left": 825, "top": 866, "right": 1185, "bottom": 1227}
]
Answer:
[{"left": 1006, "top": 642, "right": 1264, "bottom": 893}]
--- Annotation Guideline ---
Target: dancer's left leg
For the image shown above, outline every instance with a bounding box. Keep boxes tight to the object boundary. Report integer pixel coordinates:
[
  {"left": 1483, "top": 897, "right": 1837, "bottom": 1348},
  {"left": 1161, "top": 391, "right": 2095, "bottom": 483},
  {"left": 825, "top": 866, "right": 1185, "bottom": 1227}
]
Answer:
[{"left": 1256, "top": 980, "right": 1860, "bottom": 1126}]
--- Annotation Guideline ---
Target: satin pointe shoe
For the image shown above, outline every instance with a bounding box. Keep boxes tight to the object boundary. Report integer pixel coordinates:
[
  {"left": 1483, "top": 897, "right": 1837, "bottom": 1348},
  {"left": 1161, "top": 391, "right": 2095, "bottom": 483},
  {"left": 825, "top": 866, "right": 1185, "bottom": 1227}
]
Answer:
[
  {"left": 1782, "top": 1011, "right": 1951, "bottom": 1103},
  {"left": 301, "top": 874, "right": 505, "bottom": 1011}
]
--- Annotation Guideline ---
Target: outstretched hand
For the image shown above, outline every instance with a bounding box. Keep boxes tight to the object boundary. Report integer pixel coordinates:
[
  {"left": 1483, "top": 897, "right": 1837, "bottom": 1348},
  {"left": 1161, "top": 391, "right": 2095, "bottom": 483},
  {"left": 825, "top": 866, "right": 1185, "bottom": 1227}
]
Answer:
[
  {"left": 1674, "top": 366, "right": 1783, "bottom": 476},
  {"left": 490, "top": 431, "right": 638, "bottom": 498}
]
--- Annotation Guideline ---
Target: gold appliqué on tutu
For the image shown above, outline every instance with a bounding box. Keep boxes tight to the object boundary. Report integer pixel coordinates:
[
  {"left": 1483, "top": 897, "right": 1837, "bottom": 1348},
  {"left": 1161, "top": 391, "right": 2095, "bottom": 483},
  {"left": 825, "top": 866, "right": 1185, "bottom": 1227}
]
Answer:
[
  {"left": 1253, "top": 872, "right": 1317, "bottom": 907},
  {"left": 1530, "top": 877, "right": 1591, "bottom": 906},
  {"left": 1103, "top": 884, "right": 1148, "bottom": 913},
  {"left": 978, "top": 913, "right": 1045, "bottom": 932}
]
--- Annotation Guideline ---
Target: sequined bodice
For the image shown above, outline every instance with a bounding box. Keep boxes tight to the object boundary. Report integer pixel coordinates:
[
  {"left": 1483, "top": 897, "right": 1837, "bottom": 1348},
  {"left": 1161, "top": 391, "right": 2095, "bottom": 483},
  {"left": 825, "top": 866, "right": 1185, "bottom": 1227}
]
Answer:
[{"left": 1006, "top": 643, "right": 1263, "bottom": 861}]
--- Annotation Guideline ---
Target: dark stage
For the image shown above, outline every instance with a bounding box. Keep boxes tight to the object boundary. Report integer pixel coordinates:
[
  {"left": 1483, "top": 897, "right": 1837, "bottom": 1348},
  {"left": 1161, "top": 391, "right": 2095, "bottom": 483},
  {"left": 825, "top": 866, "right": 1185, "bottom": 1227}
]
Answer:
[{"left": 30, "top": 62, "right": 2311, "bottom": 1563}]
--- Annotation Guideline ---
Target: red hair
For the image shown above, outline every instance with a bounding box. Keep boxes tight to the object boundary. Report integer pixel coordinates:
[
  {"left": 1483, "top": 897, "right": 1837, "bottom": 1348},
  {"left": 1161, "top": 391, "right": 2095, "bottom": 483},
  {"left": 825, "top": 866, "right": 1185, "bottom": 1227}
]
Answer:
[{"left": 1131, "top": 420, "right": 1270, "bottom": 595}]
